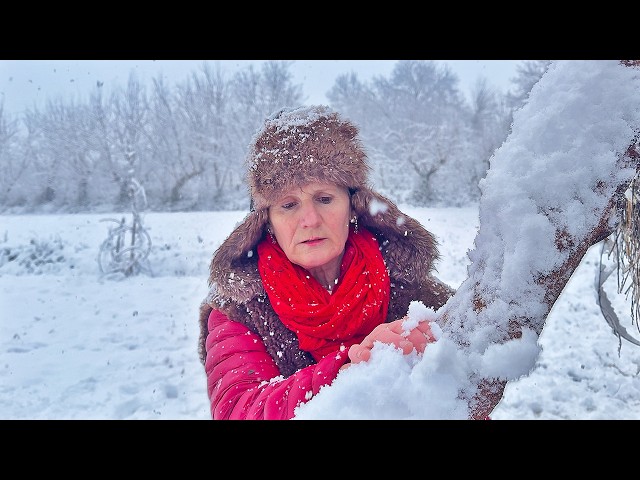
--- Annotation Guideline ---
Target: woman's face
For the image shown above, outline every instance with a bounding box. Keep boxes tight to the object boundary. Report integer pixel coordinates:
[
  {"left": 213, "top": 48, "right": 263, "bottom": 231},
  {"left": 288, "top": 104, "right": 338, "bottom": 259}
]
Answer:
[{"left": 268, "top": 182, "right": 352, "bottom": 276}]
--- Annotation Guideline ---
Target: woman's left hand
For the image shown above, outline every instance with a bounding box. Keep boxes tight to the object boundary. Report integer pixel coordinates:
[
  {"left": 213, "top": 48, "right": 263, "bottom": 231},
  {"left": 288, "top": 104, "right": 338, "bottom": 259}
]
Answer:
[{"left": 346, "top": 318, "right": 436, "bottom": 365}]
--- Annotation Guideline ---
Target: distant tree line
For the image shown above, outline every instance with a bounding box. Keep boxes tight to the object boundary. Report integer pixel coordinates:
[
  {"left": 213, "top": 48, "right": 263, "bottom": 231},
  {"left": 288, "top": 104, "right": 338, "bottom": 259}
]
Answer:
[{"left": 0, "top": 60, "right": 550, "bottom": 213}]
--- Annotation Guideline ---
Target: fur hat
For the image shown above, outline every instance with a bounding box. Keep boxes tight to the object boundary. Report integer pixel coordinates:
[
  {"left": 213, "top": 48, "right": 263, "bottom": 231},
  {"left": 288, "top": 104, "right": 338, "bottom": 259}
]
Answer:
[
  {"left": 207, "top": 105, "right": 441, "bottom": 303},
  {"left": 248, "top": 105, "right": 369, "bottom": 210}
]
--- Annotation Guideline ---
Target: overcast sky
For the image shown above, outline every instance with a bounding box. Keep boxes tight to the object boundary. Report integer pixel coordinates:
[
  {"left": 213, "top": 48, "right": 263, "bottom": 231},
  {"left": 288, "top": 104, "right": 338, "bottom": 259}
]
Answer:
[{"left": 0, "top": 60, "right": 521, "bottom": 116}]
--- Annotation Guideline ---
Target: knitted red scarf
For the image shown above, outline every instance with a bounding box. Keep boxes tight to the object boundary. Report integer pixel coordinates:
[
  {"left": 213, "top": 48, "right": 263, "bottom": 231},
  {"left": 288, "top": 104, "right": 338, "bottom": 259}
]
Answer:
[{"left": 257, "top": 226, "right": 390, "bottom": 361}]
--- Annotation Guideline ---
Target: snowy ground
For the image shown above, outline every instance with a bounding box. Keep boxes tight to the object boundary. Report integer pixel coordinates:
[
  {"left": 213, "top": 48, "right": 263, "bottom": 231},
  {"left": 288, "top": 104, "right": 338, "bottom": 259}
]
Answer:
[{"left": 1, "top": 206, "right": 639, "bottom": 419}]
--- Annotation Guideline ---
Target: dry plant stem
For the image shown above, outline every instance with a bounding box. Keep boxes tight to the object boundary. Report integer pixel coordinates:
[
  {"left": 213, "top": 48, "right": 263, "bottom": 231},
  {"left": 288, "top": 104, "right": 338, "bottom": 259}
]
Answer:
[{"left": 614, "top": 155, "right": 640, "bottom": 332}]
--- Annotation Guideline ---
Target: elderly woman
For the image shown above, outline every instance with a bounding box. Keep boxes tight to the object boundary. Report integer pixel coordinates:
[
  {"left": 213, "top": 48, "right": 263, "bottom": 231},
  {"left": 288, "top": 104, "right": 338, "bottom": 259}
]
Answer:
[{"left": 198, "top": 105, "right": 455, "bottom": 419}]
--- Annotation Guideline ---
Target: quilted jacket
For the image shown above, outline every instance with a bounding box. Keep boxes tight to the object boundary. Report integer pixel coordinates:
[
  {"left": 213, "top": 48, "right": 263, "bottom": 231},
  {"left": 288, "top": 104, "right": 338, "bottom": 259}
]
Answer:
[{"left": 198, "top": 193, "right": 455, "bottom": 419}]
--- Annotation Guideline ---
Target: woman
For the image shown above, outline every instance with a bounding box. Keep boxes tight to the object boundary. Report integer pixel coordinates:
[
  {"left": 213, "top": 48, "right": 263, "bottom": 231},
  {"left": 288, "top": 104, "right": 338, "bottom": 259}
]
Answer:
[{"left": 198, "top": 105, "right": 455, "bottom": 419}]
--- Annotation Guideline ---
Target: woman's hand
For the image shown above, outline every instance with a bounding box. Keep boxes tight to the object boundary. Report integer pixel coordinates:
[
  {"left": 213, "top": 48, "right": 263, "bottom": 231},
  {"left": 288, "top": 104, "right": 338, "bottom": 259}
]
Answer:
[{"left": 347, "top": 318, "right": 436, "bottom": 365}]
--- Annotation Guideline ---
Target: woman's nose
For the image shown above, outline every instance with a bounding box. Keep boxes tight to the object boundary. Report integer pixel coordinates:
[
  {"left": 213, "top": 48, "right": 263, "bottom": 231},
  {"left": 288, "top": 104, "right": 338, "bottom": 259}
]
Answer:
[{"left": 299, "top": 202, "right": 321, "bottom": 227}]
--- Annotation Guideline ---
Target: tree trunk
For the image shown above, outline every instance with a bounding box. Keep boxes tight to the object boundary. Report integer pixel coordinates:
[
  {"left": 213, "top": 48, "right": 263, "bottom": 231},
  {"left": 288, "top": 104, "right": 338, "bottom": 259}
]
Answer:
[{"left": 439, "top": 60, "right": 640, "bottom": 419}]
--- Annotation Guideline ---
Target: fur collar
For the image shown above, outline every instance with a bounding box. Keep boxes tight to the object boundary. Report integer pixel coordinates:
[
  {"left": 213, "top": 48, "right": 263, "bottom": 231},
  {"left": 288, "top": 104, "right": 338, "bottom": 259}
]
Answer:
[{"left": 207, "top": 187, "right": 440, "bottom": 304}]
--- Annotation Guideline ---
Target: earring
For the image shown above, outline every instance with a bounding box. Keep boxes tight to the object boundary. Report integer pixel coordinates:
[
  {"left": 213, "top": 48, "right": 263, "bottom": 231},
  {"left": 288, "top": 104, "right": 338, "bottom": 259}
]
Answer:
[
  {"left": 350, "top": 215, "right": 359, "bottom": 234},
  {"left": 267, "top": 227, "right": 277, "bottom": 244}
]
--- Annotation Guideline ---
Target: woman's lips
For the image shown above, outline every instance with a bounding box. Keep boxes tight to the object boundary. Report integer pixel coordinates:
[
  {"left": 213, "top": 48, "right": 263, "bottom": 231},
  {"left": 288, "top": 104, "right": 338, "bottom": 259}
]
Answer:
[{"left": 303, "top": 237, "right": 324, "bottom": 246}]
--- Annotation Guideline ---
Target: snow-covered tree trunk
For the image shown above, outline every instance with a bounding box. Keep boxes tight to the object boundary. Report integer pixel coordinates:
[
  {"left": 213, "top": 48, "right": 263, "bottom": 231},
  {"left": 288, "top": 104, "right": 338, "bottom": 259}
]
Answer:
[
  {"left": 293, "top": 60, "right": 640, "bottom": 421},
  {"left": 440, "top": 60, "right": 640, "bottom": 419}
]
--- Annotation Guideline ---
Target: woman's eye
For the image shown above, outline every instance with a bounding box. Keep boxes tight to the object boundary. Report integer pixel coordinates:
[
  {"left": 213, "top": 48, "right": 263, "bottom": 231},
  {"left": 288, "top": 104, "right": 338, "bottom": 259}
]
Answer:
[
  {"left": 282, "top": 202, "right": 296, "bottom": 210},
  {"left": 318, "top": 196, "right": 332, "bottom": 204}
]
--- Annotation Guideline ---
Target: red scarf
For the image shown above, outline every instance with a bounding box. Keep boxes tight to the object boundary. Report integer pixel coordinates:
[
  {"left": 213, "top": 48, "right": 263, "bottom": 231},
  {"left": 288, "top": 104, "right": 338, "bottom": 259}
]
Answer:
[{"left": 257, "top": 226, "right": 390, "bottom": 361}]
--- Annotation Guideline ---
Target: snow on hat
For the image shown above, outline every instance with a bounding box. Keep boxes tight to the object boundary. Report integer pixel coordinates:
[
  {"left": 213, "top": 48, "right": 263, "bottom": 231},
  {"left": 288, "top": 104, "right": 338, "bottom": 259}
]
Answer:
[
  {"left": 207, "top": 105, "right": 440, "bottom": 303},
  {"left": 247, "top": 104, "right": 370, "bottom": 210}
]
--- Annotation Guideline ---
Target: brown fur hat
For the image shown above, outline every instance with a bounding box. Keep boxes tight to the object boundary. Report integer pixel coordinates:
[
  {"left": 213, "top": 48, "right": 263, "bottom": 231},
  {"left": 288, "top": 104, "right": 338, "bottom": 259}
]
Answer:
[
  {"left": 207, "top": 105, "right": 441, "bottom": 303},
  {"left": 248, "top": 105, "right": 369, "bottom": 210}
]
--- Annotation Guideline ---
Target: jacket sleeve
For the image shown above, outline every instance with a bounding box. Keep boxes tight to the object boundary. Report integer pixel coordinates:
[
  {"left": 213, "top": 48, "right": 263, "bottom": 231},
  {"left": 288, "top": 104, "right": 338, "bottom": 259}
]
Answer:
[
  {"left": 204, "top": 309, "right": 349, "bottom": 420},
  {"left": 420, "top": 274, "right": 456, "bottom": 310}
]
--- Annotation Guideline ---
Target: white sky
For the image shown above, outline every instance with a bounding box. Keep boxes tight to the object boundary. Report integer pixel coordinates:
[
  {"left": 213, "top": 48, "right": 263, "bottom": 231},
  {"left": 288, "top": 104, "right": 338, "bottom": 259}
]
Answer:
[
  {"left": 0, "top": 60, "right": 521, "bottom": 116},
  {"left": 2, "top": 60, "right": 639, "bottom": 420}
]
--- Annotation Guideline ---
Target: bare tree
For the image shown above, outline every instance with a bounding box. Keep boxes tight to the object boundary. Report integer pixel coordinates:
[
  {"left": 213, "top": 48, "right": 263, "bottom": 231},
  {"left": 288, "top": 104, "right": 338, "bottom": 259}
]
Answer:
[
  {"left": 35, "top": 98, "right": 103, "bottom": 209},
  {"left": 468, "top": 77, "right": 512, "bottom": 195},
  {"left": 335, "top": 61, "right": 473, "bottom": 205},
  {"left": 505, "top": 60, "right": 552, "bottom": 111},
  {"left": 109, "top": 73, "right": 152, "bottom": 209},
  {"left": 167, "top": 62, "right": 236, "bottom": 209},
  {"left": 0, "top": 104, "right": 31, "bottom": 208},
  {"left": 231, "top": 60, "right": 302, "bottom": 121},
  {"left": 19, "top": 110, "right": 53, "bottom": 208},
  {"left": 86, "top": 81, "right": 119, "bottom": 206}
]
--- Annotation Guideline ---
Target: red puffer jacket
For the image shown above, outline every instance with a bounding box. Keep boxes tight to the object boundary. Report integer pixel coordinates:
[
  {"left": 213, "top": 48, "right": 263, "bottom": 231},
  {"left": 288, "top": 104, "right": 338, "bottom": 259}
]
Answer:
[{"left": 204, "top": 309, "right": 349, "bottom": 420}]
